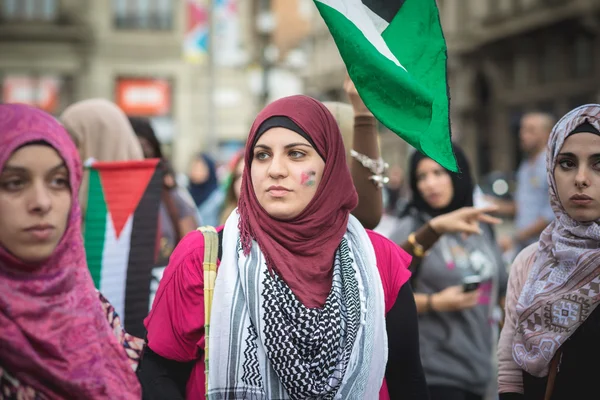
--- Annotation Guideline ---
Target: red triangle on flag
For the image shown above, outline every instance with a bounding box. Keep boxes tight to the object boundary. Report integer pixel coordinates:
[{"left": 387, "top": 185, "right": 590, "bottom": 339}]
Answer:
[{"left": 96, "top": 160, "right": 159, "bottom": 239}]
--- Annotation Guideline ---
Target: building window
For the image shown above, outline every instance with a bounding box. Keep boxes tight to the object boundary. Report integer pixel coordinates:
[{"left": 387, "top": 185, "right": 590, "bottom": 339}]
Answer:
[
  {"left": 113, "top": 0, "right": 173, "bottom": 30},
  {"left": 572, "top": 35, "right": 593, "bottom": 78},
  {"left": 513, "top": 55, "right": 530, "bottom": 88},
  {"left": 538, "top": 41, "right": 560, "bottom": 83},
  {"left": 1, "top": 0, "right": 57, "bottom": 21},
  {"left": 569, "top": 93, "right": 595, "bottom": 110}
]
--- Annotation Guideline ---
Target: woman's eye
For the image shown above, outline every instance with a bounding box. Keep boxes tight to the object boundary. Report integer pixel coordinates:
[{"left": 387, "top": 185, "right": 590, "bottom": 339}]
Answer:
[
  {"left": 558, "top": 159, "right": 575, "bottom": 169},
  {"left": 289, "top": 151, "right": 305, "bottom": 159},
  {"left": 255, "top": 152, "right": 270, "bottom": 161},
  {"left": 1, "top": 179, "right": 24, "bottom": 191},
  {"left": 50, "top": 176, "right": 70, "bottom": 189}
]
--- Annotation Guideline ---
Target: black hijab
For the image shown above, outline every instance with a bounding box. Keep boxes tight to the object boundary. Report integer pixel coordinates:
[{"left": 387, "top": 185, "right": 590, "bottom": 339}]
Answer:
[
  {"left": 129, "top": 116, "right": 163, "bottom": 159},
  {"left": 406, "top": 144, "right": 473, "bottom": 218}
]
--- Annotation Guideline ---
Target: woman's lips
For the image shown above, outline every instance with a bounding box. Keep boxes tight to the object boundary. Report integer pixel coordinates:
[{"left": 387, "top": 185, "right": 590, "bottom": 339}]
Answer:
[
  {"left": 24, "top": 225, "right": 55, "bottom": 241},
  {"left": 570, "top": 194, "right": 593, "bottom": 206}
]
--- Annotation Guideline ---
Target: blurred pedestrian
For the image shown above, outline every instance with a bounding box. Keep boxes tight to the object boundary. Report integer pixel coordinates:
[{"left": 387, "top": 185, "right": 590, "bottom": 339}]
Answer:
[
  {"left": 188, "top": 153, "right": 223, "bottom": 227},
  {"left": 488, "top": 112, "right": 555, "bottom": 255},
  {"left": 0, "top": 104, "right": 141, "bottom": 399},
  {"left": 219, "top": 149, "right": 244, "bottom": 225},
  {"left": 129, "top": 116, "right": 198, "bottom": 265},
  {"left": 498, "top": 104, "right": 600, "bottom": 399},
  {"left": 60, "top": 99, "right": 144, "bottom": 217},
  {"left": 390, "top": 144, "right": 507, "bottom": 400}
]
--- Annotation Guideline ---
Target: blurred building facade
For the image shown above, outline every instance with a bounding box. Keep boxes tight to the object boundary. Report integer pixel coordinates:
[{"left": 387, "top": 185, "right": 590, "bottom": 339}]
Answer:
[
  {"left": 443, "top": 0, "right": 600, "bottom": 178},
  {"left": 0, "top": 0, "right": 256, "bottom": 173}
]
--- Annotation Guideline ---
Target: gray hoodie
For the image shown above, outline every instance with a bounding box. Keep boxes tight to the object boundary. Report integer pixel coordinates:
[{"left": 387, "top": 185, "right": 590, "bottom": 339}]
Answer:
[{"left": 390, "top": 213, "right": 508, "bottom": 395}]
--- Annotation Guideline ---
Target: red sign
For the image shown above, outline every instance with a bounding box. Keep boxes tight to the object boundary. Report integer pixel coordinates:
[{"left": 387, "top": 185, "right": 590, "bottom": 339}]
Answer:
[
  {"left": 3, "top": 76, "right": 60, "bottom": 113},
  {"left": 116, "top": 79, "right": 171, "bottom": 116}
]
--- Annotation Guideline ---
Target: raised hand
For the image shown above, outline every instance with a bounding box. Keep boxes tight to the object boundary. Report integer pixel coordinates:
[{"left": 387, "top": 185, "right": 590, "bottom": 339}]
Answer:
[
  {"left": 429, "top": 206, "right": 501, "bottom": 236},
  {"left": 343, "top": 74, "right": 373, "bottom": 117}
]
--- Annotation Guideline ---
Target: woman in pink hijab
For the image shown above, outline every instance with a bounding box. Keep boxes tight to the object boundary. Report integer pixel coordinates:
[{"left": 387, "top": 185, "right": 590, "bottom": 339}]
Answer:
[{"left": 0, "top": 104, "right": 141, "bottom": 399}]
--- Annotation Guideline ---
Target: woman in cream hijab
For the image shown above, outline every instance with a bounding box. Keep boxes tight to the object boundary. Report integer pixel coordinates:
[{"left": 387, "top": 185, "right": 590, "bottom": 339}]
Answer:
[{"left": 61, "top": 99, "right": 144, "bottom": 215}]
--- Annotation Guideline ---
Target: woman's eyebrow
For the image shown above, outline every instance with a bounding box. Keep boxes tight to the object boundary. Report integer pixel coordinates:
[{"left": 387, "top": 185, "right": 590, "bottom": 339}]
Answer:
[
  {"left": 557, "top": 152, "right": 575, "bottom": 158},
  {"left": 2, "top": 162, "right": 66, "bottom": 173},
  {"left": 284, "top": 143, "right": 312, "bottom": 150}
]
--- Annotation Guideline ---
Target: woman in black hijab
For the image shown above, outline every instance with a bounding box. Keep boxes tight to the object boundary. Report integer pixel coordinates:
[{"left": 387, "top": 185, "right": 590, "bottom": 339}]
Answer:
[
  {"left": 406, "top": 145, "right": 474, "bottom": 220},
  {"left": 390, "top": 144, "right": 508, "bottom": 400}
]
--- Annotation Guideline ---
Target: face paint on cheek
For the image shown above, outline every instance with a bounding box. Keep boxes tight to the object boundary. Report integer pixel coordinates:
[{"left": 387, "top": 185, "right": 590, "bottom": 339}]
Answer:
[{"left": 300, "top": 171, "right": 316, "bottom": 187}]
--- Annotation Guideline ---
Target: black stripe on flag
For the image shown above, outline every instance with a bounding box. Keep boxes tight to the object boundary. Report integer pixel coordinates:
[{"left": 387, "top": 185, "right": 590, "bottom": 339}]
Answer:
[
  {"left": 362, "top": 0, "right": 405, "bottom": 24},
  {"left": 123, "top": 166, "right": 162, "bottom": 338}
]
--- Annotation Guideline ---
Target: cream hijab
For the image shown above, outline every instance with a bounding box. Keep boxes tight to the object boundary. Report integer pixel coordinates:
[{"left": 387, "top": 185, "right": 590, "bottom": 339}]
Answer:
[
  {"left": 61, "top": 99, "right": 144, "bottom": 215},
  {"left": 323, "top": 102, "right": 354, "bottom": 167}
]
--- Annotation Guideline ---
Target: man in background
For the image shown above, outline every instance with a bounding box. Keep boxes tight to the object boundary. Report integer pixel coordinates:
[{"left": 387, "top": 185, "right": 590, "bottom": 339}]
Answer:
[{"left": 490, "top": 112, "right": 555, "bottom": 254}]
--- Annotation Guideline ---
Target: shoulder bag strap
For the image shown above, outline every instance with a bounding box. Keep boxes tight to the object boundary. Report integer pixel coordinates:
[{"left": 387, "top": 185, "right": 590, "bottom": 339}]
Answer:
[
  {"left": 544, "top": 348, "right": 562, "bottom": 400},
  {"left": 198, "top": 225, "right": 219, "bottom": 397}
]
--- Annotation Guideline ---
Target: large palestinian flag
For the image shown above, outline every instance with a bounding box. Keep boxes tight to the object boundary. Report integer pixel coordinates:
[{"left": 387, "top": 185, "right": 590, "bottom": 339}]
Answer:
[
  {"left": 84, "top": 159, "right": 162, "bottom": 337},
  {"left": 313, "top": 0, "right": 457, "bottom": 172}
]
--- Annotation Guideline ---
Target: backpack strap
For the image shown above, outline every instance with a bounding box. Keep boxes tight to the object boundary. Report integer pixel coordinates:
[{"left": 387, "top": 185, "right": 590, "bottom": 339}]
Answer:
[{"left": 198, "top": 225, "right": 219, "bottom": 396}]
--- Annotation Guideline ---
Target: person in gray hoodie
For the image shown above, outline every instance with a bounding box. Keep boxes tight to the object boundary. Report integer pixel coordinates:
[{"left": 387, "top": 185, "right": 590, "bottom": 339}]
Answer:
[{"left": 390, "top": 145, "right": 508, "bottom": 400}]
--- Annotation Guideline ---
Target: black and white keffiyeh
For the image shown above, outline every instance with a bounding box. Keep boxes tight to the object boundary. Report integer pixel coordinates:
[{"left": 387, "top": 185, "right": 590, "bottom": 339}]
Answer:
[{"left": 207, "top": 211, "right": 387, "bottom": 399}]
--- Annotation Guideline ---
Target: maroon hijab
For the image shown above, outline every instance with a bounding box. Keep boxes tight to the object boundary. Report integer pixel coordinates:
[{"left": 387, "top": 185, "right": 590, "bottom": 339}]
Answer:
[
  {"left": 237, "top": 95, "right": 358, "bottom": 308},
  {"left": 0, "top": 104, "right": 140, "bottom": 399}
]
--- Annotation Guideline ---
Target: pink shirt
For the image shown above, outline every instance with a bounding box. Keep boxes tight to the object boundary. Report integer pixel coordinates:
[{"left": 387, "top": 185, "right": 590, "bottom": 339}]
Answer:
[{"left": 145, "top": 229, "right": 411, "bottom": 399}]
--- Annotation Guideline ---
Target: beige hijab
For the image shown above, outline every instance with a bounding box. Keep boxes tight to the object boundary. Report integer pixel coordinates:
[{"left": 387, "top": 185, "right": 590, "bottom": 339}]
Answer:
[
  {"left": 323, "top": 102, "right": 354, "bottom": 167},
  {"left": 61, "top": 99, "right": 144, "bottom": 214}
]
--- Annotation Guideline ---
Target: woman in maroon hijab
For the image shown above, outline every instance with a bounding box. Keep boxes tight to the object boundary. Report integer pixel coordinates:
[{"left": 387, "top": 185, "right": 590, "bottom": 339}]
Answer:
[{"left": 139, "top": 96, "right": 453, "bottom": 399}]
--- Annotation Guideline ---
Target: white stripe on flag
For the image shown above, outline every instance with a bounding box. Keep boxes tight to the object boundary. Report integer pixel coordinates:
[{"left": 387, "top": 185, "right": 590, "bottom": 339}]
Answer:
[
  {"left": 362, "top": 3, "right": 388, "bottom": 34},
  {"left": 99, "top": 213, "right": 134, "bottom": 323},
  {"left": 317, "top": 0, "right": 405, "bottom": 69}
]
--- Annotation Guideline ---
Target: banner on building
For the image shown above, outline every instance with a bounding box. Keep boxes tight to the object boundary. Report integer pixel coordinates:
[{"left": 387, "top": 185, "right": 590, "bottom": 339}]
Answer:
[
  {"left": 83, "top": 159, "right": 162, "bottom": 338},
  {"left": 213, "top": 0, "right": 244, "bottom": 67},
  {"left": 184, "top": 0, "right": 209, "bottom": 63},
  {"left": 116, "top": 78, "right": 171, "bottom": 117},
  {"left": 3, "top": 75, "right": 61, "bottom": 113}
]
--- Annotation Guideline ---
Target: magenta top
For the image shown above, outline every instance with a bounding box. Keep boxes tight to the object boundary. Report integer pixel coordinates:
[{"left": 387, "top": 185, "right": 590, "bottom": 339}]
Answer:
[{"left": 145, "top": 228, "right": 411, "bottom": 399}]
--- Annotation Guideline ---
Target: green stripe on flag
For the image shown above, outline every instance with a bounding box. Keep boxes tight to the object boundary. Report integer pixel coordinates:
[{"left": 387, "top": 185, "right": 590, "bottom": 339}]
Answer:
[
  {"left": 313, "top": 0, "right": 457, "bottom": 172},
  {"left": 382, "top": 0, "right": 454, "bottom": 171},
  {"left": 84, "top": 169, "right": 107, "bottom": 288},
  {"left": 314, "top": 1, "right": 433, "bottom": 136}
]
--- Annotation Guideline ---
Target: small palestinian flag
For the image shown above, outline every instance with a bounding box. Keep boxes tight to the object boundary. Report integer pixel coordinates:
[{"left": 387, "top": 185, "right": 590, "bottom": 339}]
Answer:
[
  {"left": 84, "top": 159, "right": 162, "bottom": 338},
  {"left": 313, "top": 0, "right": 457, "bottom": 171}
]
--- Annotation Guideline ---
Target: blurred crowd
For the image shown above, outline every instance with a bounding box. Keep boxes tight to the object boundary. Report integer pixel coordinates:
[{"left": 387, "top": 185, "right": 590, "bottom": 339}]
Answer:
[{"left": 2, "top": 65, "right": 596, "bottom": 400}]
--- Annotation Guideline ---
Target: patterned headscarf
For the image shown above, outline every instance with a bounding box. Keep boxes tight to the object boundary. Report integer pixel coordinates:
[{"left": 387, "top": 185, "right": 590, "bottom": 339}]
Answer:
[
  {"left": 0, "top": 104, "right": 141, "bottom": 399},
  {"left": 514, "top": 104, "right": 600, "bottom": 376}
]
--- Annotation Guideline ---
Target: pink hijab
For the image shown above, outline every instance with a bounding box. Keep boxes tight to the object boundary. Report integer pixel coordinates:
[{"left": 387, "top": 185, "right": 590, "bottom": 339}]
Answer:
[
  {"left": 0, "top": 104, "right": 141, "bottom": 399},
  {"left": 514, "top": 104, "right": 600, "bottom": 376}
]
